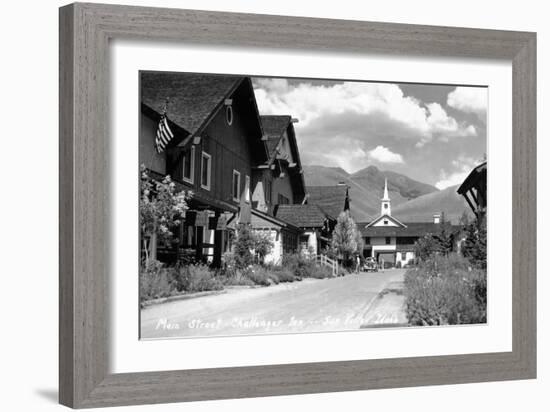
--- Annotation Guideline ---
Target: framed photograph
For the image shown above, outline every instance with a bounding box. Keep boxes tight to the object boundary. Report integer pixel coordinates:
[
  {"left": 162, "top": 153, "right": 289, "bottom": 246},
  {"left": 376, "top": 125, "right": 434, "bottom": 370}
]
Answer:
[{"left": 59, "top": 2, "right": 536, "bottom": 408}]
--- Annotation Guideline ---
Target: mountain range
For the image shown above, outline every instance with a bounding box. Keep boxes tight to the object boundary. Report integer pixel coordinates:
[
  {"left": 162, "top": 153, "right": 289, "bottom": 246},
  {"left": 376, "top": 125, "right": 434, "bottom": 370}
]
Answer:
[{"left": 302, "top": 165, "right": 473, "bottom": 223}]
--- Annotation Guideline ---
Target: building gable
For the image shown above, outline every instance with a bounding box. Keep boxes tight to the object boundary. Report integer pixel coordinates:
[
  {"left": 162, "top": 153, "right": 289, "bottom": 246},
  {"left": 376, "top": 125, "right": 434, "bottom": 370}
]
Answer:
[{"left": 367, "top": 214, "right": 406, "bottom": 228}]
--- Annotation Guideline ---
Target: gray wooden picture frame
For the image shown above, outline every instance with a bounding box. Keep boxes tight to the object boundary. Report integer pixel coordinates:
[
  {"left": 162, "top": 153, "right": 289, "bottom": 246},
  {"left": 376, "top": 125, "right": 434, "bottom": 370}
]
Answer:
[{"left": 59, "top": 2, "right": 536, "bottom": 408}]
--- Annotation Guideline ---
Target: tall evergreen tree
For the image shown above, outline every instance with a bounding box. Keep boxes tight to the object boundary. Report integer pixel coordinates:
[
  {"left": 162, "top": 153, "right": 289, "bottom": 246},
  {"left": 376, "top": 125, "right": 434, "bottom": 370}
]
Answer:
[{"left": 331, "top": 211, "right": 361, "bottom": 266}]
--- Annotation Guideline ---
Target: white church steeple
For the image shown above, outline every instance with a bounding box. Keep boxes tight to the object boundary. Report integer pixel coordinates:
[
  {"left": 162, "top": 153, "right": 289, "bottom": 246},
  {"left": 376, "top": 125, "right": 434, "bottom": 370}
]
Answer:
[{"left": 381, "top": 178, "right": 391, "bottom": 216}]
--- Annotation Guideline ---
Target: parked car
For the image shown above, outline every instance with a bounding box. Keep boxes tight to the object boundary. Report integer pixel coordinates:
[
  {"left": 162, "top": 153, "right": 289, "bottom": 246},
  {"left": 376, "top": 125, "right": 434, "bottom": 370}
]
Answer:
[{"left": 363, "top": 257, "right": 378, "bottom": 272}]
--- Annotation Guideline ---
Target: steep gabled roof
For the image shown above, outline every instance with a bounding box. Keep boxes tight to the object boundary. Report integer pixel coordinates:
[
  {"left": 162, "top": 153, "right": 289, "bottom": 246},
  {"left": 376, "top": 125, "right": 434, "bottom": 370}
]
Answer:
[
  {"left": 141, "top": 72, "right": 243, "bottom": 136},
  {"left": 259, "top": 115, "right": 306, "bottom": 201},
  {"left": 360, "top": 222, "right": 454, "bottom": 237},
  {"left": 275, "top": 204, "right": 331, "bottom": 228},
  {"left": 260, "top": 115, "right": 292, "bottom": 157},
  {"left": 365, "top": 213, "right": 406, "bottom": 228},
  {"left": 306, "top": 185, "right": 349, "bottom": 220},
  {"left": 457, "top": 161, "right": 487, "bottom": 195}
]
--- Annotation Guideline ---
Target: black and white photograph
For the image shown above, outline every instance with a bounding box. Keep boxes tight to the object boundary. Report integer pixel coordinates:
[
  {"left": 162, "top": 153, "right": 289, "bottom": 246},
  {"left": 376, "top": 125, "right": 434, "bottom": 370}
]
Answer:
[{"left": 139, "top": 71, "right": 488, "bottom": 339}]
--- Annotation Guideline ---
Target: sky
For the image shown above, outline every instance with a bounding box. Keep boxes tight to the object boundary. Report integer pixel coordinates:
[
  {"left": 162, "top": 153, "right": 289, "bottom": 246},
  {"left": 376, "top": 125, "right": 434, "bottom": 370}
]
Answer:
[{"left": 252, "top": 77, "right": 487, "bottom": 190}]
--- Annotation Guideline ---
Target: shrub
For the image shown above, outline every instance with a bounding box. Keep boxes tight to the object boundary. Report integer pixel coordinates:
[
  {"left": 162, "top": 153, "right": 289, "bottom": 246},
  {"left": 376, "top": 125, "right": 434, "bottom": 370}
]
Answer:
[
  {"left": 282, "top": 253, "right": 317, "bottom": 279},
  {"left": 173, "top": 264, "right": 223, "bottom": 293},
  {"left": 221, "top": 250, "right": 238, "bottom": 277},
  {"left": 269, "top": 265, "right": 296, "bottom": 282},
  {"left": 244, "top": 265, "right": 280, "bottom": 286},
  {"left": 222, "top": 271, "right": 255, "bottom": 287},
  {"left": 233, "top": 223, "right": 255, "bottom": 269},
  {"left": 253, "top": 231, "right": 274, "bottom": 264},
  {"left": 139, "top": 260, "right": 176, "bottom": 302},
  {"left": 462, "top": 216, "right": 487, "bottom": 269},
  {"left": 404, "top": 254, "right": 487, "bottom": 326},
  {"left": 308, "top": 265, "right": 334, "bottom": 279}
]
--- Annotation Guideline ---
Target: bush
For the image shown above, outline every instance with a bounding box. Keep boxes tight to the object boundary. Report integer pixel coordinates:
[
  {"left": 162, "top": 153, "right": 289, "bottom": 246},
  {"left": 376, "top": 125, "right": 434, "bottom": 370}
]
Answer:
[
  {"left": 404, "top": 254, "right": 486, "bottom": 326},
  {"left": 233, "top": 223, "right": 255, "bottom": 269},
  {"left": 222, "top": 271, "right": 255, "bottom": 287},
  {"left": 139, "top": 260, "right": 176, "bottom": 302},
  {"left": 244, "top": 265, "right": 280, "bottom": 286},
  {"left": 269, "top": 265, "right": 296, "bottom": 282},
  {"left": 308, "top": 265, "right": 334, "bottom": 279},
  {"left": 282, "top": 253, "right": 317, "bottom": 279},
  {"left": 253, "top": 231, "right": 274, "bottom": 264},
  {"left": 174, "top": 264, "right": 223, "bottom": 293},
  {"left": 462, "top": 217, "right": 487, "bottom": 269}
]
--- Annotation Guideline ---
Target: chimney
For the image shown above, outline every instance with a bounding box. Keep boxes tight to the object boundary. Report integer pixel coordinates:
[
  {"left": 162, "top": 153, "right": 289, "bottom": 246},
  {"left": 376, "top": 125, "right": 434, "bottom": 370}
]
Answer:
[{"left": 433, "top": 213, "right": 441, "bottom": 224}]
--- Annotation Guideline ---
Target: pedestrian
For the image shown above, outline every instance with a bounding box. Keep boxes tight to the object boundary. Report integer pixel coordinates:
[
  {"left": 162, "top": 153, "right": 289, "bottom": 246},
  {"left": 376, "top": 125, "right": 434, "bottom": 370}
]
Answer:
[{"left": 355, "top": 255, "right": 361, "bottom": 273}]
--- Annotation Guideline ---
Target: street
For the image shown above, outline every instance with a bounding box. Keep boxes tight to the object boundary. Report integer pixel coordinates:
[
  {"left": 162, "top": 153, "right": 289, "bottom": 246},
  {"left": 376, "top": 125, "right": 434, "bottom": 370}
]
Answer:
[{"left": 141, "top": 269, "right": 406, "bottom": 339}]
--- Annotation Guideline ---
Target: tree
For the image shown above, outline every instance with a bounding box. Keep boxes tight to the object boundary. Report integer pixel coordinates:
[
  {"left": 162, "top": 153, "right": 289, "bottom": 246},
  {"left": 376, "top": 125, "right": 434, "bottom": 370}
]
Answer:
[
  {"left": 233, "top": 223, "right": 256, "bottom": 269},
  {"left": 414, "top": 234, "right": 442, "bottom": 262},
  {"left": 140, "top": 165, "right": 190, "bottom": 265},
  {"left": 462, "top": 216, "right": 487, "bottom": 269},
  {"left": 331, "top": 211, "right": 361, "bottom": 266},
  {"left": 459, "top": 210, "right": 471, "bottom": 227},
  {"left": 253, "top": 231, "right": 274, "bottom": 264}
]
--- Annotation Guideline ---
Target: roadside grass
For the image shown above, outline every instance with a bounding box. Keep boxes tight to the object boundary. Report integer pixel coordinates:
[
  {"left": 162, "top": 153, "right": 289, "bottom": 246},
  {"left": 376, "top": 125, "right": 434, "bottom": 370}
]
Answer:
[
  {"left": 404, "top": 254, "right": 486, "bottom": 326},
  {"left": 141, "top": 254, "right": 348, "bottom": 304}
]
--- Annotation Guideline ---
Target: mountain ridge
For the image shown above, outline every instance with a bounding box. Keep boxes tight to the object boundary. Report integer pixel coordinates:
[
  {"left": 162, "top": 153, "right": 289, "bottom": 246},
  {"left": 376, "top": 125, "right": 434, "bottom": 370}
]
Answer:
[{"left": 302, "top": 165, "right": 471, "bottom": 223}]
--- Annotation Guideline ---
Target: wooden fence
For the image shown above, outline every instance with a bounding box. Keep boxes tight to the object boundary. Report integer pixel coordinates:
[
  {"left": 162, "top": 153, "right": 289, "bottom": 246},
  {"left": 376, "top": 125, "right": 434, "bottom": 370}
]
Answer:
[{"left": 316, "top": 254, "right": 338, "bottom": 277}]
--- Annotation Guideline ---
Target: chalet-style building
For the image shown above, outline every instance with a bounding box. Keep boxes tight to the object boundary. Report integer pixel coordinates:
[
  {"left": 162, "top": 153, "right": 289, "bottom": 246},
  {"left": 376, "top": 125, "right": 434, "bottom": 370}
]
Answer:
[
  {"left": 273, "top": 184, "right": 350, "bottom": 255},
  {"left": 250, "top": 115, "right": 307, "bottom": 263},
  {"left": 275, "top": 204, "right": 335, "bottom": 256},
  {"left": 360, "top": 179, "right": 449, "bottom": 267},
  {"left": 457, "top": 161, "right": 487, "bottom": 220},
  {"left": 141, "top": 72, "right": 277, "bottom": 266},
  {"left": 306, "top": 185, "right": 351, "bottom": 220},
  {"left": 141, "top": 72, "right": 328, "bottom": 267}
]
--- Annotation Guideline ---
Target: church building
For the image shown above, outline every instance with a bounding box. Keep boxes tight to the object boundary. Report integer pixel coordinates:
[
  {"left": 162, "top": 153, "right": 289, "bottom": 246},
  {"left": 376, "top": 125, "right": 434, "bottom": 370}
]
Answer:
[{"left": 360, "top": 179, "right": 448, "bottom": 268}]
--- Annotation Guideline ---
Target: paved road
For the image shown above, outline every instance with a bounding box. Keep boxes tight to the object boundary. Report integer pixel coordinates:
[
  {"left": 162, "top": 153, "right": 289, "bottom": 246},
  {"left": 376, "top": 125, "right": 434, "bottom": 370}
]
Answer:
[{"left": 141, "top": 269, "right": 406, "bottom": 339}]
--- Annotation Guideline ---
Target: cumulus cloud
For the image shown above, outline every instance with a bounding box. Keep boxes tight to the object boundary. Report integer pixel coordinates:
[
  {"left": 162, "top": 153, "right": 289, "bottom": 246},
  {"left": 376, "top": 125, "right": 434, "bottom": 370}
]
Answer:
[
  {"left": 254, "top": 79, "right": 478, "bottom": 149},
  {"left": 447, "top": 87, "right": 488, "bottom": 119},
  {"left": 367, "top": 145, "right": 404, "bottom": 164},
  {"left": 435, "top": 156, "right": 479, "bottom": 190},
  {"left": 298, "top": 135, "right": 371, "bottom": 173}
]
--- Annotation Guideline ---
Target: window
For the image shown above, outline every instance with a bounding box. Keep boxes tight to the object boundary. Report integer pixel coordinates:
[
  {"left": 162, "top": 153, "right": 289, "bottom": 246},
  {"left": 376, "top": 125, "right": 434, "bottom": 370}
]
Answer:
[
  {"left": 278, "top": 194, "right": 289, "bottom": 205},
  {"left": 384, "top": 203, "right": 388, "bottom": 209},
  {"left": 384, "top": 219, "right": 388, "bottom": 225},
  {"left": 364, "top": 237, "right": 370, "bottom": 245},
  {"left": 385, "top": 237, "right": 391, "bottom": 245},
  {"left": 232, "top": 170, "right": 241, "bottom": 202},
  {"left": 225, "top": 105, "right": 233, "bottom": 125},
  {"left": 245, "top": 175, "right": 250, "bottom": 203},
  {"left": 201, "top": 152, "right": 211, "bottom": 190},
  {"left": 265, "top": 179, "right": 272, "bottom": 204},
  {"left": 401, "top": 252, "right": 407, "bottom": 260},
  {"left": 182, "top": 146, "right": 195, "bottom": 183}
]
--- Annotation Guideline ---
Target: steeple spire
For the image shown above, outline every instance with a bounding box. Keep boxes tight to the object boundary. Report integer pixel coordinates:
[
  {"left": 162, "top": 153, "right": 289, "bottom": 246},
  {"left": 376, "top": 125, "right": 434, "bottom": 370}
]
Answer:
[
  {"left": 381, "top": 178, "right": 391, "bottom": 215},
  {"left": 382, "top": 178, "right": 390, "bottom": 201}
]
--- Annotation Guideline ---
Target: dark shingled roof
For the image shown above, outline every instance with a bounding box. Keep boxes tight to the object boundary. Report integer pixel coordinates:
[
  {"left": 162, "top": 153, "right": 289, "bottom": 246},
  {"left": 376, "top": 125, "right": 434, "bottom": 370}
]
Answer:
[
  {"left": 306, "top": 185, "right": 349, "bottom": 219},
  {"left": 141, "top": 72, "right": 243, "bottom": 136},
  {"left": 260, "top": 115, "right": 292, "bottom": 157},
  {"left": 275, "top": 204, "right": 330, "bottom": 228},
  {"left": 359, "top": 222, "right": 456, "bottom": 237},
  {"left": 457, "top": 161, "right": 487, "bottom": 195}
]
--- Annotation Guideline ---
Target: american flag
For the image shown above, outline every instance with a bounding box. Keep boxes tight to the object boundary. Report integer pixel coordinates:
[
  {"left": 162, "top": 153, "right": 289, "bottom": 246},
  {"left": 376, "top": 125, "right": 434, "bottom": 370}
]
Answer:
[{"left": 155, "top": 107, "right": 174, "bottom": 153}]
